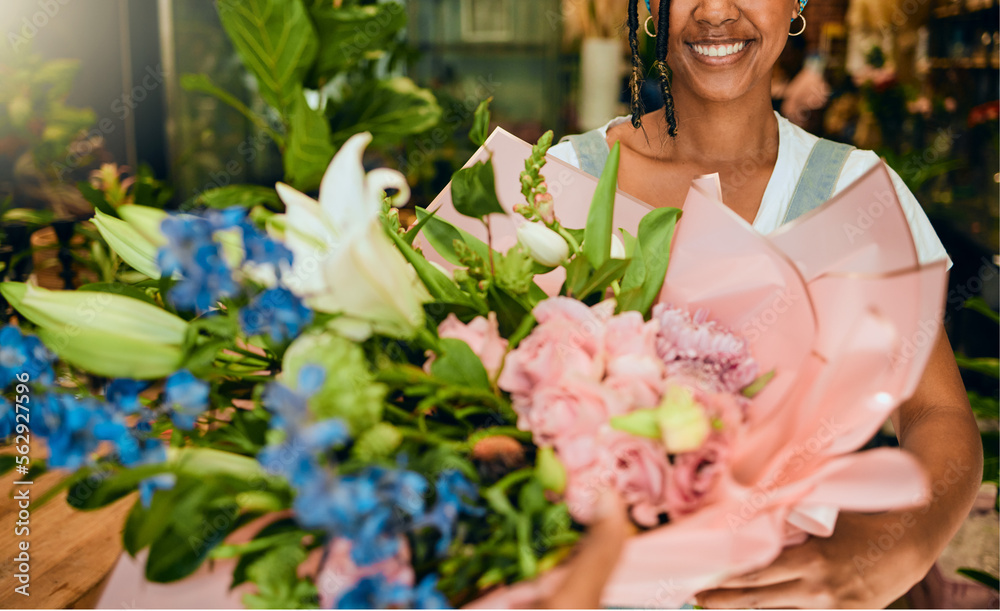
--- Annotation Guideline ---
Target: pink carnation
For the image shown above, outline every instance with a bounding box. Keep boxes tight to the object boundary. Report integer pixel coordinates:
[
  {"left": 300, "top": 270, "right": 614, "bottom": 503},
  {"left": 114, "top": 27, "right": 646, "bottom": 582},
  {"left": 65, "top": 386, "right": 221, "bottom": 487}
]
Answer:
[
  {"left": 599, "top": 432, "right": 672, "bottom": 527},
  {"left": 428, "top": 312, "right": 508, "bottom": 378}
]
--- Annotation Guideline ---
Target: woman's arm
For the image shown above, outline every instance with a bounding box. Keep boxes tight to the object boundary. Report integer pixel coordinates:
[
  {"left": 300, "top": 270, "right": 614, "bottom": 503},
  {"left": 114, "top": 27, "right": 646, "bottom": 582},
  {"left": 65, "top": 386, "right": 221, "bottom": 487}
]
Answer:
[{"left": 697, "top": 327, "right": 984, "bottom": 608}]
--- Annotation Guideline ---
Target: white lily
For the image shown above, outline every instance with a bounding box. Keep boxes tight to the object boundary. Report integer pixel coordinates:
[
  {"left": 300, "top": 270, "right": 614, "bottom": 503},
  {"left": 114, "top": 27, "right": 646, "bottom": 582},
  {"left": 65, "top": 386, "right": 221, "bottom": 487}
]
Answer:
[{"left": 274, "top": 132, "right": 430, "bottom": 339}]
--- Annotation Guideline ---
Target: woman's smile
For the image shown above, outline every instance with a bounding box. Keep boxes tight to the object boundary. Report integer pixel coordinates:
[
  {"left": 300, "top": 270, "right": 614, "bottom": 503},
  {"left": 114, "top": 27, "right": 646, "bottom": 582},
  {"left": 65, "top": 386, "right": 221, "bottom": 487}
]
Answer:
[{"left": 686, "top": 39, "right": 753, "bottom": 65}]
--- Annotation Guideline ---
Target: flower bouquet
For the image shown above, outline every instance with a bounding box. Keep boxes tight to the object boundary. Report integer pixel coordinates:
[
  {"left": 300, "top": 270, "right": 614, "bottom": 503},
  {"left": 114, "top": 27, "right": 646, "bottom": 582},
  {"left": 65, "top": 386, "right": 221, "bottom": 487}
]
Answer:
[{"left": 0, "top": 101, "right": 946, "bottom": 608}]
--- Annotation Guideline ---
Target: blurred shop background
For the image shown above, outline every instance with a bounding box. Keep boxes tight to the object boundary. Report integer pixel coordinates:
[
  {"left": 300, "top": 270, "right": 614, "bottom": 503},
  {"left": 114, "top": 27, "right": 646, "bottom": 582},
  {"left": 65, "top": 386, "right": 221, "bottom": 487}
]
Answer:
[{"left": 0, "top": 1, "right": 996, "bottom": 608}]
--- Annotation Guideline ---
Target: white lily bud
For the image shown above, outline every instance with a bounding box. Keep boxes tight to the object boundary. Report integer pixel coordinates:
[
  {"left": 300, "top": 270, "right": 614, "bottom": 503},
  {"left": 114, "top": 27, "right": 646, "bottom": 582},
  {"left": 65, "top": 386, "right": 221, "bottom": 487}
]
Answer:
[
  {"left": 92, "top": 209, "right": 163, "bottom": 279},
  {"left": 516, "top": 222, "right": 569, "bottom": 267}
]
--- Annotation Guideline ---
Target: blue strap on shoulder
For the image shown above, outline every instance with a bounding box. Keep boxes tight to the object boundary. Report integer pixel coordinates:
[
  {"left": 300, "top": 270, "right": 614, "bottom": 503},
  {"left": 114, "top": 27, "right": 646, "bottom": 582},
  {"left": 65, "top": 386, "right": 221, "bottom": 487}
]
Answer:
[
  {"left": 781, "top": 139, "right": 855, "bottom": 224},
  {"left": 562, "top": 129, "right": 611, "bottom": 179}
]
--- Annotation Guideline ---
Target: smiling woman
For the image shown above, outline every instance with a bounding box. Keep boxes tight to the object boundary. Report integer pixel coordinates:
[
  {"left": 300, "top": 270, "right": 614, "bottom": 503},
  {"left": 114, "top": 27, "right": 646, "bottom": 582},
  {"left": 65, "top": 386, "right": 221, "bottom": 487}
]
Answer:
[{"left": 542, "top": 0, "right": 985, "bottom": 607}]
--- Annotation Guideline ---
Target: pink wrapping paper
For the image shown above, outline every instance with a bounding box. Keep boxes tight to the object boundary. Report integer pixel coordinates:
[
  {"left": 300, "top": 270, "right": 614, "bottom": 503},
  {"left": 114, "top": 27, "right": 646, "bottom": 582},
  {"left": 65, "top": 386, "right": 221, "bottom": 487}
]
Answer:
[{"left": 426, "top": 129, "right": 947, "bottom": 608}]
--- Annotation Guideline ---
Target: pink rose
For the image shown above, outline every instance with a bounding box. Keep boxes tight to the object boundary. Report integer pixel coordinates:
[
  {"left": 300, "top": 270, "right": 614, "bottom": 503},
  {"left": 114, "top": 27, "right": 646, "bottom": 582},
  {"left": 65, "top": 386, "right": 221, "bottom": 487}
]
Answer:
[
  {"left": 498, "top": 298, "right": 607, "bottom": 399},
  {"left": 315, "top": 538, "right": 414, "bottom": 608},
  {"left": 597, "top": 432, "right": 672, "bottom": 527},
  {"left": 427, "top": 312, "right": 508, "bottom": 378},
  {"left": 665, "top": 433, "right": 730, "bottom": 516},
  {"left": 605, "top": 353, "right": 664, "bottom": 410},
  {"left": 604, "top": 310, "right": 659, "bottom": 360},
  {"left": 516, "top": 378, "right": 622, "bottom": 446}
]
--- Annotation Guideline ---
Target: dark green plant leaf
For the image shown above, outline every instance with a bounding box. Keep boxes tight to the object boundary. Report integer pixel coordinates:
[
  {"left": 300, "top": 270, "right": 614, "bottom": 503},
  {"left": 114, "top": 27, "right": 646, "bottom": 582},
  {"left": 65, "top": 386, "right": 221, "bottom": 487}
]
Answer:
[
  {"left": 431, "top": 338, "right": 491, "bottom": 390},
  {"left": 145, "top": 493, "right": 241, "bottom": 582},
  {"left": 577, "top": 257, "right": 630, "bottom": 299},
  {"left": 469, "top": 98, "right": 493, "bottom": 147},
  {"left": 451, "top": 160, "right": 504, "bottom": 220},
  {"left": 957, "top": 568, "right": 999, "bottom": 591},
  {"left": 283, "top": 87, "right": 336, "bottom": 192},
  {"left": 216, "top": 0, "right": 319, "bottom": 115},
  {"left": 956, "top": 355, "right": 1000, "bottom": 379},
  {"left": 193, "top": 185, "right": 283, "bottom": 212},
  {"left": 384, "top": 224, "right": 480, "bottom": 311},
  {"left": 964, "top": 297, "right": 1000, "bottom": 325},
  {"left": 582, "top": 141, "right": 621, "bottom": 270},
  {"left": 414, "top": 207, "right": 492, "bottom": 266},
  {"left": 618, "top": 207, "right": 681, "bottom": 316},
  {"left": 308, "top": 3, "right": 406, "bottom": 83},
  {"left": 77, "top": 181, "right": 118, "bottom": 218},
  {"left": 328, "top": 77, "right": 441, "bottom": 148},
  {"left": 180, "top": 74, "right": 281, "bottom": 147},
  {"left": 562, "top": 254, "right": 592, "bottom": 297}
]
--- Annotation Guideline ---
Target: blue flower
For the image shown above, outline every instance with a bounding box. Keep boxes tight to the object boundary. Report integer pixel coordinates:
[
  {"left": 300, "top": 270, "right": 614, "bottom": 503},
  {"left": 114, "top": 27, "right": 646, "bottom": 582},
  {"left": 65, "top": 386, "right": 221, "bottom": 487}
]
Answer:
[
  {"left": 163, "top": 370, "right": 209, "bottom": 430},
  {"left": 0, "top": 397, "right": 14, "bottom": 438},
  {"left": 417, "top": 470, "right": 483, "bottom": 555},
  {"left": 105, "top": 379, "right": 148, "bottom": 414},
  {"left": 34, "top": 393, "right": 110, "bottom": 470},
  {"left": 258, "top": 368, "right": 348, "bottom": 487},
  {"left": 206, "top": 206, "right": 247, "bottom": 231},
  {"left": 0, "top": 325, "right": 55, "bottom": 389},
  {"left": 132, "top": 440, "right": 175, "bottom": 508},
  {"left": 413, "top": 575, "right": 451, "bottom": 609},
  {"left": 336, "top": 574, "right": 414, "bottom": 609},
  {"left": 334, "top": 573, "right": 451, "bottom": 609},
  {"left": 239, "top": 287, "right": 313, "bottom": 343},
  {"left": 240, "top": 221, "right": 293, "bottom": 269},
  {"left": 157, "top": 215, "right": 239, "bottom": 312}
]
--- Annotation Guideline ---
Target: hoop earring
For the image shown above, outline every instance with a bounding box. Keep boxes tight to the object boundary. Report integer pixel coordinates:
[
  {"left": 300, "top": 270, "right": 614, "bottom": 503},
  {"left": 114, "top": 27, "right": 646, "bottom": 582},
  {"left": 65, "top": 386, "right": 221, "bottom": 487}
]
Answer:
[
  {"left": 645, "top": 15, "right": 657, "bottom": 37},
  {"left": 789, "top": 13, "right": 806, "bottom": 36}
]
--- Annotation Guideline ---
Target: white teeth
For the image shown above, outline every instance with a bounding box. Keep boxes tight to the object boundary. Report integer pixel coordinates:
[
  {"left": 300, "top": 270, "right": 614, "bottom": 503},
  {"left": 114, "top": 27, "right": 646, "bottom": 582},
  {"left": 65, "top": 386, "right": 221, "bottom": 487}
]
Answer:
[{"left": 693, "top": 41, "right": 746, "bottom": 58}]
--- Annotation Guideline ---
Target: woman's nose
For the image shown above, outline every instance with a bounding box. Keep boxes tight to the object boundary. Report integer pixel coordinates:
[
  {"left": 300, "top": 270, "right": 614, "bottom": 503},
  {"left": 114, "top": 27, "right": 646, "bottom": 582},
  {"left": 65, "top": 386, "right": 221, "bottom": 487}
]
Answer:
[{"left": 691, "top": 0, "right": 741, "bottom": 27}]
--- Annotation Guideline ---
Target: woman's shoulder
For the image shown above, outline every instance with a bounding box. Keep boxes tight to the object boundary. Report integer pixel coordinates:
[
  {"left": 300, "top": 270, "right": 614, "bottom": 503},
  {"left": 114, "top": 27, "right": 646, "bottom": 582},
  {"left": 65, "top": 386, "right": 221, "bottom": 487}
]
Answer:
[
  {"left": 547, "top": 116, "right": 632, "bottom": 169},
  {"left": 776, "top": 113, "right": 950, "bottom": 267}
]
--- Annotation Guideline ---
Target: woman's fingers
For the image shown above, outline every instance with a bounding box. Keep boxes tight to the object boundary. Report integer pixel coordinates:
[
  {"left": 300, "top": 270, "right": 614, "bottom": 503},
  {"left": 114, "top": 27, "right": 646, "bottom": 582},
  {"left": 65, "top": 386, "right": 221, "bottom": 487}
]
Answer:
[
  {"left": 715, "top": 538, "right": 817, "bottom": 588},
  {"left": 696, "top": 580, "right": 809, "bottom": 609},
  {"left": 543, "top": 490, "right": 633, "bottom": 608}
]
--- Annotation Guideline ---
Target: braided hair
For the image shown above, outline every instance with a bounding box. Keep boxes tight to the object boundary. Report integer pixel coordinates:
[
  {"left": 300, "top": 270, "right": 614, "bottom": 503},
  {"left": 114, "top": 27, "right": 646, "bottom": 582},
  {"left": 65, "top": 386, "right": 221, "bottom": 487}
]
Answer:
[{"left": 627, "top": 0, "right": 678, "bottom": 136}]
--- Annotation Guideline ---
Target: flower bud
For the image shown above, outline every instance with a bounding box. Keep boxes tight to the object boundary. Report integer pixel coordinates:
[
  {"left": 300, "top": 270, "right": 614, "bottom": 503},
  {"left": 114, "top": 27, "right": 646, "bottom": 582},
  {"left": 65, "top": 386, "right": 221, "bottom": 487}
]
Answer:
[
  {"left": 517, "top": 222, "right": 569, "bottom": 267},
  {"left": 535, "top": 445, "right": 567, "bottom": 494},
  {"left": 610, "top": 234, "right": 627, "bottom": 259},
  {"left": 535, "top": 193, "right": 555, "bottom": 225},
  {"left": 657, "top": 385, "right": 711, "bottom": 453}
]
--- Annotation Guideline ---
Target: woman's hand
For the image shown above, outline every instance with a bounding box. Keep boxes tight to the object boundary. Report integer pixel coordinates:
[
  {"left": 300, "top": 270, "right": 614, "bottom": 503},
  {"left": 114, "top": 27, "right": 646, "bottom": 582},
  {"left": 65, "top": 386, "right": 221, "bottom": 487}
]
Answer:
[
  {"left": 695, "top": 513, "right": 925, "bottom": 609},
  {"left": 698, "top": 329, "right": 983, "bottom": 609}
]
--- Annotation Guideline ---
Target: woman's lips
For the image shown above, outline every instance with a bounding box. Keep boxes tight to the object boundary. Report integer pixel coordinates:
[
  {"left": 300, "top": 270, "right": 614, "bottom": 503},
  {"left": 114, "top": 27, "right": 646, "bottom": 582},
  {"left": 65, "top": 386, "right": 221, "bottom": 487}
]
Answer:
[{"left": 686, "top": 40, "right": 753, "bottom": 64}]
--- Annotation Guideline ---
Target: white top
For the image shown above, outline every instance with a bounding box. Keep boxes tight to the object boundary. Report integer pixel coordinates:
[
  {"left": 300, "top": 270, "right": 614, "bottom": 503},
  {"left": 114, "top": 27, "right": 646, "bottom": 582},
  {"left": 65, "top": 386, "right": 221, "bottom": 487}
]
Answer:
[{"left": 548, "top": 112, "right": 951, "bottom": 267}]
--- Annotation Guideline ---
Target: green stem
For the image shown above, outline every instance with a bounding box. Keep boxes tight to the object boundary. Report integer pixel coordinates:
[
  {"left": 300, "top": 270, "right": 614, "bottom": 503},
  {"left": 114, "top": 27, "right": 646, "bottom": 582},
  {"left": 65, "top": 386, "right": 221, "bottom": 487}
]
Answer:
[{"left": 553, "top": 223, "right": 581, "bottom": 255}]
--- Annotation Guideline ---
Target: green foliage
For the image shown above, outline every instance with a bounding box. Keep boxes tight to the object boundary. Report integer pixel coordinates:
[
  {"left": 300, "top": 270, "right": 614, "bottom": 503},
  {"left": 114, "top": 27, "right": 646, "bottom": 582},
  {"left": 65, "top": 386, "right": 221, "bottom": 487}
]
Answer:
[
  {"left": 452, "top": 160, "right": 505, "bottom": 220},
  {"left": 617, "top": 207, "right": 682, "bottom": 316},
  {"left": 469, "top": 98, "right": 493, "bottom": 148},
  {"left": 283, "top": 86, "right": 336, "bottom": 192},
  {"left": 216, "top": 0, "right": 319, "bottom": 115},
  {"left": 326, "top": 76, "right": 442, "bottom": 149},
  {"left": 430, "top": 338, "right": 491, "bottom": 390},
  {"left": 957, "top": 568, "right": 999, "bottom": 591},
  {"left": 191, "top": 184, "right": 283, "bottom": 211},
  {"left": 308, "top": 2, "right": 407, "bottom": 84},
  {"left": 583, "top": 142, "right": 621, "bottom": 270}
]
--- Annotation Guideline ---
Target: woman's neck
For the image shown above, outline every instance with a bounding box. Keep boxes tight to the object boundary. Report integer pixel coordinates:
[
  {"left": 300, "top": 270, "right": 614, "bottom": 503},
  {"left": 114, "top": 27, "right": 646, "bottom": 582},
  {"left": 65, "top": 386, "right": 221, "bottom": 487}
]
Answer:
[{"left": 633, "top": 86, "right": 779, "bottom": 166}]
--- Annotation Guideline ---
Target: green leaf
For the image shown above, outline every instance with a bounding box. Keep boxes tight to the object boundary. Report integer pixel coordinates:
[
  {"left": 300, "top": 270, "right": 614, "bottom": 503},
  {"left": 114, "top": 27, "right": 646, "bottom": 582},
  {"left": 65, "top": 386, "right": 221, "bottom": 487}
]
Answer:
[
  {"left": 242, "top": 541, "right": 318, "bottom": 608},
  {"left": 77, "top": 181, "right": 118, "bottom": 218},
  {"left": 383, "top": 224, "right": 480, "bottom": 311},
  {"left": 742, "top": 369, "right": 776, "bottom": 398},
  {"left": 78, "top": 282, "right": 157, "bottom": 306},
  {"left": 216, "top": 0, "right": 319, "bottom": 115},
  {"left": 488, "top": 284, "right": 532, "bottom": 338},
  {"left": 956, "top": 355, "right": 1000, "bottom": 379},
  {"left": 619, "top": 207, "right": 681, "bottom": 316},
  {"left": 180, "top": 73, "right": 281, "bottom": 147},
  {"left": 964, "top": 297, "right": 1000, "bottom": 325},
  {"left": 582, "top": 141, "right": 621, "bottom": 270},
  {"left": 230, "top": 517, "right": 302, "bottom": 587},
  {"left": 193, "top": 185, "right": 282, "bottom": 212},
  {"left": 562, "top": 254, "right": 593, "bottom": 297},
  {"left": 535, "top": 446, "right": 566, "bottom": 494},
  {"left": 452, "top": 159, "right": 504, "bottom": 220},
  {"left": 283, "top": 86, "right": 336, "bottom": 192},
  {"left": 308, "top": 3, "right": 406, "bottom": 82},
  {"left": 414, "top": 207, "right": 492, "bottom": 266},
  {"left": 577, "top": 257, "right": 631, "bottom": 299},
  {"left": 431, "top": 338, "right": 491, "bottom": 390},
  {"left": 328, "top": 77, "right": 441, "bottom": 148},
  {"left": 469, "top": 98, "right": 493, "bottom": 147},
  {"left": 145, "top": 492, "right": 240, "bottom": 582},
  {"left": 957, "top": 568, "right": 999, "bottom": 591},
  {"left": 609, "top": 408, "right": 661, "bottom": 439},
  {"left": 123, "top": 488, "right": 175, "bottom": 556}
]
